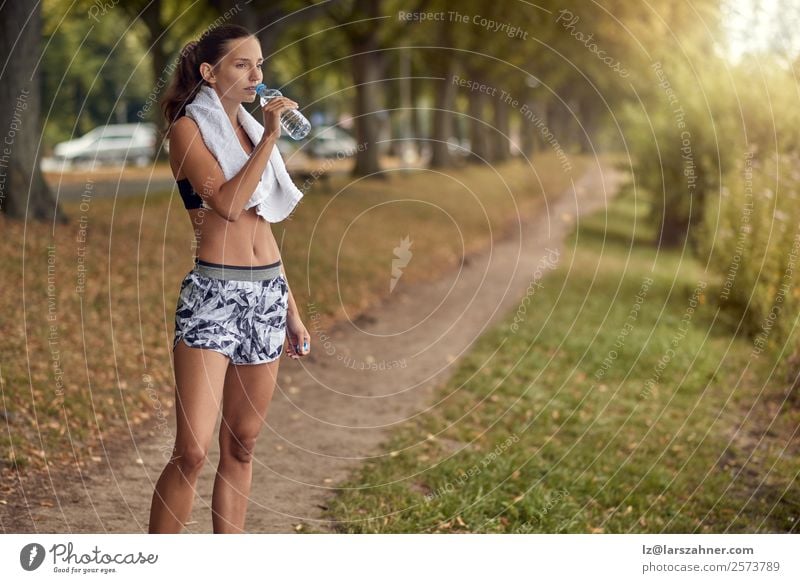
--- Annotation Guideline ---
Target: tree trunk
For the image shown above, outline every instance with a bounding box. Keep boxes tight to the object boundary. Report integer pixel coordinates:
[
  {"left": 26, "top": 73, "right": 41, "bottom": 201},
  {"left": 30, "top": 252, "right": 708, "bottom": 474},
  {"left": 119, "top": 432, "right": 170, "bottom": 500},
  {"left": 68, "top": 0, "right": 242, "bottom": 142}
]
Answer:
[
  {"left": 657, "top": 211, "right": 690, "bottom": 248},
  {"left": 0, "top": 0, "right": 67, "bottom": 223},
  {"left": 411, "top": 95, "right": 422, "bottom": 141},
  {"left": 577, "top": 97, "right": 596, "bottom": 154},
  {"left": 467, "top": 90, "right": 493, "bottom": 163},
  {"left": 395, "top": 48, "right": 416, "bottom": 162},
  {"left": 492, "top": 96, "right": 511, "bottom": 163},
  {"left": 138, "top": 0, "right": 169, "bottom": 161},
  {"left": 350, "top": 46, "right": 385, "bottom": 177},
  {"left": 518, "top": 87, "right": 537, "bottom": 159},
  {"left": 296, "top": 34, "right": 314, "bottom": 116},
  {"left": 429, "top": 56, "right": 457, "bottom": 169},
  {"left": 546, "top": 99, "right": 572, "bottom": 152},
  {"left": 251, "top": 2, "right": 330, "bottom": 89},
  {"left": 255, "top": 12, "right": 282, "bottom": 88}
]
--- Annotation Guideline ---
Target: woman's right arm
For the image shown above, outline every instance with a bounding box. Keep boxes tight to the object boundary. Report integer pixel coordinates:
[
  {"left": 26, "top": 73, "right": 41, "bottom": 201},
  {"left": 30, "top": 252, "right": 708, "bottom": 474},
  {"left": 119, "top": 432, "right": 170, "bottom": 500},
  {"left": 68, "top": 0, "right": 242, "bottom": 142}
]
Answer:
[{"left": 168, "top": 96, "right": 297, "bottom": 222}]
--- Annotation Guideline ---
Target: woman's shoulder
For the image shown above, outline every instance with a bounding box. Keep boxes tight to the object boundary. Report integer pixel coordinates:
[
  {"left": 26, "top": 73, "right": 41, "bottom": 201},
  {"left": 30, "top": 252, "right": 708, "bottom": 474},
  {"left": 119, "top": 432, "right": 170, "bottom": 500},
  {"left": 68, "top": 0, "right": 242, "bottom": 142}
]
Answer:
[
  {"left": 168, "top": 115, "right": 223, "bottom": 181},
  {"left": 169, "top": 115, "right": 200, "bottom": 139},
  {"left": 168, "top": 116, "right": 205, "bottom": 178}
]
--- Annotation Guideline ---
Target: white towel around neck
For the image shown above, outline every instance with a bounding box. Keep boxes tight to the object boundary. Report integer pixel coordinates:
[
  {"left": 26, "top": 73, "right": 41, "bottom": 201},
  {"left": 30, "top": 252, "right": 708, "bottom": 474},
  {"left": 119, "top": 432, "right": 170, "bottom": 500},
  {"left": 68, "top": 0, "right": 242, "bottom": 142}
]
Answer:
[{"left": 183, "top": 84, "right": 303, "bottom": 223}]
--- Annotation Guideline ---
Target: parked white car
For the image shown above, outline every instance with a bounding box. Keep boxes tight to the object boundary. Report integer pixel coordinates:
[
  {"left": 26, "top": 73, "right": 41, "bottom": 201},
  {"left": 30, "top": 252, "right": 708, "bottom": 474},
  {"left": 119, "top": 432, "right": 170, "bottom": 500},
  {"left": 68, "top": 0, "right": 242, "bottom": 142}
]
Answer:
[
  {"left": 306, "top": 125, "right": 358, "bottom": 158},
  {"left": 51, "top": 123, "right": 157, "bottom": 169}
]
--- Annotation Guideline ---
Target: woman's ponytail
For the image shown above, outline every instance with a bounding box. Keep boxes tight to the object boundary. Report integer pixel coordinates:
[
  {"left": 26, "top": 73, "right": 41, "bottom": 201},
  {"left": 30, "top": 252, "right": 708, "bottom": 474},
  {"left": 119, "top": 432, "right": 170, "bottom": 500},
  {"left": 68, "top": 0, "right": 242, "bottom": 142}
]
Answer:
[{"left": 158, "top": 40, "right": 203, "bottom": 143}]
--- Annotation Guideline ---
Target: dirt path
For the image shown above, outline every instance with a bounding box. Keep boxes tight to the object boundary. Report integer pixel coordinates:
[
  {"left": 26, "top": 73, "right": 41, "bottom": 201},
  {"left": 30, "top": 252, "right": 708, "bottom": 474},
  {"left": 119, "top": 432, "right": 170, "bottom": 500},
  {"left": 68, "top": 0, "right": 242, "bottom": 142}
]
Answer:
[{"left": 6, "top": 161, "right": 623, "bottom": 533}]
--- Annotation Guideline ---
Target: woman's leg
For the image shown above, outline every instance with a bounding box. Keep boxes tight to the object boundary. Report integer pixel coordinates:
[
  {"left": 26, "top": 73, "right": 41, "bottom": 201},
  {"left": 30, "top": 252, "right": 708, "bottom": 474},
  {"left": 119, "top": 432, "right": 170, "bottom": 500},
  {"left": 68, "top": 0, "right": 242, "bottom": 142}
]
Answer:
[
  {"left": 148, "top": 340, "right": 229, "bottom": 533},
  {"left": 212, "top": 358, "right": 280, "bottom": 533}
]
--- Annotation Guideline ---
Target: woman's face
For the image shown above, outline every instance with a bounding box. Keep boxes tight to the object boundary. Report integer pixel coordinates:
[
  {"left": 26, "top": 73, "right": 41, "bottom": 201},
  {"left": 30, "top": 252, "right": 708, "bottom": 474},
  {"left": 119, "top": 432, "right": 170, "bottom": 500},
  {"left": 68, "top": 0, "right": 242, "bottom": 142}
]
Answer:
[{"left": 202, "top": 35, "right": 263, "bottom": 103}]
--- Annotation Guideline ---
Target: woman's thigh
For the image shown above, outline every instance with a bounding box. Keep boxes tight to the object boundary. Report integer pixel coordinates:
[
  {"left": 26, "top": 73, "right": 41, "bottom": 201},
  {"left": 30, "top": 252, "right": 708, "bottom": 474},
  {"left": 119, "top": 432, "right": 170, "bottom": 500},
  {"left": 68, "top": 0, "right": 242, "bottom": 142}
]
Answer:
[
  {"left": 172, "top": 339, "right": 230, "bottom": 457},
  {"left": 219, "top": 359, "right": 280, "bottom": 451}
]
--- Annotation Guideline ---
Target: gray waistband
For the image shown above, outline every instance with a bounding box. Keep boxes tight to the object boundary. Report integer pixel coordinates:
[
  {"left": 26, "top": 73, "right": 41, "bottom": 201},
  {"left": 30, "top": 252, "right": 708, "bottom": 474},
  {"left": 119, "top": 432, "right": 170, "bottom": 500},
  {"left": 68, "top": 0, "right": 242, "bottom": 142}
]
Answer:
[{"left": 194, "top": 263, "right": 282, "bottom": 281}]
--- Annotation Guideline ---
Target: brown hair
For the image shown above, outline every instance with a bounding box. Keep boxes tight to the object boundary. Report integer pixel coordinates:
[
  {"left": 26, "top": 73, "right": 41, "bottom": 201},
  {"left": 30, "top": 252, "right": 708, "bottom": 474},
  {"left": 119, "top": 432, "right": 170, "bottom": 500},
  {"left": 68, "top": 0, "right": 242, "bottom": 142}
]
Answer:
[{"left": 159, "top": 23, "right": 255, "bottom": 141}]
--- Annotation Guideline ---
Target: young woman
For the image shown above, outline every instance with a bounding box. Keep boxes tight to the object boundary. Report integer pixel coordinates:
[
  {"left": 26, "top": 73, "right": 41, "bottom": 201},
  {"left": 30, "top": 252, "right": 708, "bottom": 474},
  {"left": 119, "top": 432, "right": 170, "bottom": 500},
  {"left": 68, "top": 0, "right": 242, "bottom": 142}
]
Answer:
[{"left": 149, "top": 24, "right": 311, "bottom": 534}]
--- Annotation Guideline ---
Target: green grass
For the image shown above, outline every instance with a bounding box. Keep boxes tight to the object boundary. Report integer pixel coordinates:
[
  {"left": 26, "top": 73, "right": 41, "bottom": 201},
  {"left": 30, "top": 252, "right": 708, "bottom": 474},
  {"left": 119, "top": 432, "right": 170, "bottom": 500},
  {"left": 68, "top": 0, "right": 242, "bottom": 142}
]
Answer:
[{"left": 322, "top": 189, "right": 800, "bottom": 533}]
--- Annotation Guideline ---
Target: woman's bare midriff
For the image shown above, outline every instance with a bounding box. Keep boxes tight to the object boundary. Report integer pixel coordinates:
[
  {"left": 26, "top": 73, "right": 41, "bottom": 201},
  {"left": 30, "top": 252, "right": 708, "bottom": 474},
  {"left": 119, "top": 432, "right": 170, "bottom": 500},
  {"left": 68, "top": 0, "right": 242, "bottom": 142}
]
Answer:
[
  {"left": 172, "top": 118, "right": 281, "bottom": 267},
  {"left": 186, "top": 205, "right": 281, "bottom": 266}
]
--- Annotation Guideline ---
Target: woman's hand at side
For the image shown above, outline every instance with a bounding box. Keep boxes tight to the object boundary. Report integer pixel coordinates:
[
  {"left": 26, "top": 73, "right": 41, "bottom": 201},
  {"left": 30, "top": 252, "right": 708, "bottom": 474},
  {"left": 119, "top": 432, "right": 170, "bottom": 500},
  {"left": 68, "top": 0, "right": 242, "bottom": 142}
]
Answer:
[{"left": 285, "top": 313, "right": 310, "bottom": 360}]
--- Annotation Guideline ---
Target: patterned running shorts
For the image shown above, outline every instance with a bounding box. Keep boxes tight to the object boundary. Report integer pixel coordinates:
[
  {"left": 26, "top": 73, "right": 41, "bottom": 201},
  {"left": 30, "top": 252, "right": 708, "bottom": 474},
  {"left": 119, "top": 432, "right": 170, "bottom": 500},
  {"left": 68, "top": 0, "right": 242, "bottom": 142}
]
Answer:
[{"left": 172, "top": 258, "right": 289, "bottom": 365}]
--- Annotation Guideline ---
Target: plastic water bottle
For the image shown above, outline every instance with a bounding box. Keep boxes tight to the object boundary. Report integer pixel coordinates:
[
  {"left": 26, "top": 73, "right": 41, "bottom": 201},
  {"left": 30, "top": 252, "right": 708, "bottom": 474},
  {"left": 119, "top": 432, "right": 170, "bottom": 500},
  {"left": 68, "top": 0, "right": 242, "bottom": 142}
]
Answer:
[{"left": 255, "top": 84, "right": 311, "bottom": 140}]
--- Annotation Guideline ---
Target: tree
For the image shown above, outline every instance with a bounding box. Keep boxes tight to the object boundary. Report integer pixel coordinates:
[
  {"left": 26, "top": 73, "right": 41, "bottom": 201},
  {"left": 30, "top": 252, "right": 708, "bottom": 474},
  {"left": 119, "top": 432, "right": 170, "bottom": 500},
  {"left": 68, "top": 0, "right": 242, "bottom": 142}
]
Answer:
[
  {"left": 0, "top": 0, "right": 67, "bottom": 222},
  {"left": 321, "top": 0, "right": 430, "bottom": 177},
  {"left": 426, "top": 9, "right": 458, "bottom": 169}
]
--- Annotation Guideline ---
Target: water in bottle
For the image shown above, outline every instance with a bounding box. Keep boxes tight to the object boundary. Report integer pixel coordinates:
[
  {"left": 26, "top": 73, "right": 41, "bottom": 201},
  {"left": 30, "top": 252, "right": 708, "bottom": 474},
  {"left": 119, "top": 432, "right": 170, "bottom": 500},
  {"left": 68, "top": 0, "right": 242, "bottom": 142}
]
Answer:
[{"left": 255, "top": 83, "right": 311, "bottom": 140}]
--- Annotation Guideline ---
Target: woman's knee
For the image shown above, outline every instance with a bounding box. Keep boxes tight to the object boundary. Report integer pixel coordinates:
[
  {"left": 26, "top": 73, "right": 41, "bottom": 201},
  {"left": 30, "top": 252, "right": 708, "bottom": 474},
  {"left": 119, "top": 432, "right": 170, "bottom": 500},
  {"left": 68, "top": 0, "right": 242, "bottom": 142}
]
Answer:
[
  {"left": 221, "top": 430, "right": 258, "bottom": 464},
  {"left": 171, "top": 443, "right": 209, "bottom": 475}
]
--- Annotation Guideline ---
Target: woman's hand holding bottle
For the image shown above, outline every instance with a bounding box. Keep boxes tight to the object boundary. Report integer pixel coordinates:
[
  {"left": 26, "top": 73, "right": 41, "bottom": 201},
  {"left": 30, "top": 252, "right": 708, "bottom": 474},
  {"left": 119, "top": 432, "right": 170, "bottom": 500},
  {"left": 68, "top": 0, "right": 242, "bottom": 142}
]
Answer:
[{"left": 260, "top": 96, "right": 298, "bottom": 141}]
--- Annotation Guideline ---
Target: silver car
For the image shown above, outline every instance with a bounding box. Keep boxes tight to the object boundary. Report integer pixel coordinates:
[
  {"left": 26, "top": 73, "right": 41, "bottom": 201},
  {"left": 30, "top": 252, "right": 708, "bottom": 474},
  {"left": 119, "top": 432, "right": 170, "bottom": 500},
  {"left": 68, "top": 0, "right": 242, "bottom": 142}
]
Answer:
[
  {"left": 306, "top": 125, "right": 358, "bottom": 159},
  {"left": 52, "top": 123, "right": 157, "bottom": 169}
]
